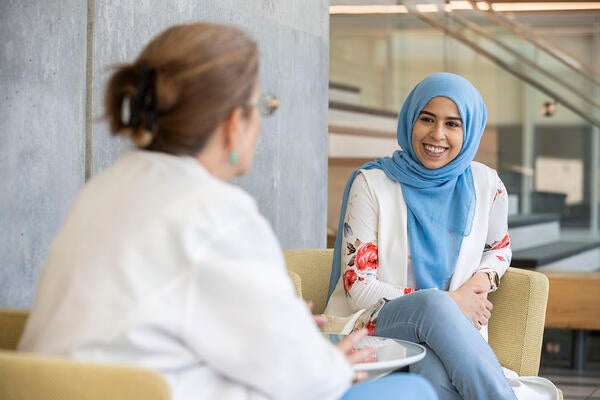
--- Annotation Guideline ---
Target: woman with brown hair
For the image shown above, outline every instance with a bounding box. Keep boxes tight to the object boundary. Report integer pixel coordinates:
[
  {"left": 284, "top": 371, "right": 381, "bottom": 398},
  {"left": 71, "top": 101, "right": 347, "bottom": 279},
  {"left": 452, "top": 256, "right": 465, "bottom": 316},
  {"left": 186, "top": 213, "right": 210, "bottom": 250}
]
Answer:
[{"left": 18, "top": 23, "right": 436, "bottom": 400}]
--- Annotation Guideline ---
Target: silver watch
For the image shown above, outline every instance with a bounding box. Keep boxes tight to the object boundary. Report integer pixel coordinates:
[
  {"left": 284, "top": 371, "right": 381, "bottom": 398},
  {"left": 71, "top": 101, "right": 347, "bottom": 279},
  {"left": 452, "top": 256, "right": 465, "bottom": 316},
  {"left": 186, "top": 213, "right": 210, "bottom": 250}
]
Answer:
[{"left": 485, "top": 270, "right": 499, "bottom": 293}]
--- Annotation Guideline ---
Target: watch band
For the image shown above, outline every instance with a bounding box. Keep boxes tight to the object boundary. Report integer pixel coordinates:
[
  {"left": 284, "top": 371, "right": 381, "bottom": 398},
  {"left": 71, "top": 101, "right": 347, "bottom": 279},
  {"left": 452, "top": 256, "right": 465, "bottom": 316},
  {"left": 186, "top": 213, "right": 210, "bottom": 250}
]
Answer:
[{"left": 486, "top": 270, "right": 499, "bottom": 293}]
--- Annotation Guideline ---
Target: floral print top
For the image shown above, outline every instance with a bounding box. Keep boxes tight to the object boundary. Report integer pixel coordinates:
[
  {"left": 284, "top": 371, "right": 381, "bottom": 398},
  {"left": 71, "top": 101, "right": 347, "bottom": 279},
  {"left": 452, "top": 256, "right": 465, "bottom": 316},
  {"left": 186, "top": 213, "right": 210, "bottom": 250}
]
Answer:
[{"left": 341, "top": 172, "right": 512, "bottom": 335}]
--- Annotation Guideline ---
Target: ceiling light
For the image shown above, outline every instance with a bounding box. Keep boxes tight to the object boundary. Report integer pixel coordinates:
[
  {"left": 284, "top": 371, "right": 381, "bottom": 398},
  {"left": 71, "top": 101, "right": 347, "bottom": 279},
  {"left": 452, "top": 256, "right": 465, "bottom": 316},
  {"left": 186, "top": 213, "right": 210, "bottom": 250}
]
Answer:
[
  {"left": 476, "top": 2, "right": 491, "bottom": 11},
  {"left": 492, "top": 2, "right": 600, "bottom": 12},
  {"left": 416, "top": 4, "right": 439, "bottom": 12},
  {"left": 329, "top": 5, "right": 407, "bottom": 14},
  {"left": 330, "top": 2, "right": 600, "bottom": 14},
  {"left": 446, "top": 1, "right": 473, "bottom": 11}
]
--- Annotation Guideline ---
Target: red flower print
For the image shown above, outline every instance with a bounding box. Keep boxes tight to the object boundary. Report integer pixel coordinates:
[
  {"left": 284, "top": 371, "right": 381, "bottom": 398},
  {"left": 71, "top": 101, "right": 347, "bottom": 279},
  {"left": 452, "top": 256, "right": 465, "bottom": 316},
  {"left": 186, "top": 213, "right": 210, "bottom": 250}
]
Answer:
[
  {"left": 355, "top": 242, "right": 379, "bottom": 271},
  {"left": 365, "top": 320, "right": 376, "bottom": 336},
  {"left": 491, "top": 234, "right": 510, "bottom": 250},
  {"left": 493, "top": 187, "right": 504, "bottom": 202},
  {"left": 403, "top": 287, "right": 416, "bottom": 295},
  {"left": 343, "top": 269, "right": 358, "bottom": 292}
]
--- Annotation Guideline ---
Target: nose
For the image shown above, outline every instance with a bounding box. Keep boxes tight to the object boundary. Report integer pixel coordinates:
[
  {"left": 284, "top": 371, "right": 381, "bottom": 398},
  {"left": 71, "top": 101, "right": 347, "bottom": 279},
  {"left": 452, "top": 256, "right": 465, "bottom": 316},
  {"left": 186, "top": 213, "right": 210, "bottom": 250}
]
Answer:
[{"left": 429, "top": 122, "right": 445, "bottom": 141}]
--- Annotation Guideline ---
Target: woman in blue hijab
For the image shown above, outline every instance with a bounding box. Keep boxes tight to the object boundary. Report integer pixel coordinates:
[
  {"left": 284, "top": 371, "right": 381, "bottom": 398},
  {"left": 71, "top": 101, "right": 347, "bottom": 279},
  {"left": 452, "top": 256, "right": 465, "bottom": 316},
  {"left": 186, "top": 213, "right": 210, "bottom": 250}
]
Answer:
[{"left": 325, "top": 73, "right": 517, "bottom": 400}]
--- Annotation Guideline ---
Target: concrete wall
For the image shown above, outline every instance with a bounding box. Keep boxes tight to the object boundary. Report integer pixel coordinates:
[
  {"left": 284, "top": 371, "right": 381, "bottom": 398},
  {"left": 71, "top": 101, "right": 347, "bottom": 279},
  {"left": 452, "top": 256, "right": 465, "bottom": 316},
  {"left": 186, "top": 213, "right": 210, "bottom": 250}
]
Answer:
[
  {"left": 0, "top": 1, "right": 88, "bottom": 308},
  {"left": 0, "top": 1, "right": 329, "bottom": 308}
]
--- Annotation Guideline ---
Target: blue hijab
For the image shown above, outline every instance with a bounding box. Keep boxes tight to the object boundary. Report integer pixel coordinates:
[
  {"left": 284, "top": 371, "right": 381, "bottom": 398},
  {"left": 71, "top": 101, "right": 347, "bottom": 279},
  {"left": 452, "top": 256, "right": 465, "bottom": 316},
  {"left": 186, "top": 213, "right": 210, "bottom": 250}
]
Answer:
[{"left": 327, "top": 72, "right": 487, "bottom": 299}]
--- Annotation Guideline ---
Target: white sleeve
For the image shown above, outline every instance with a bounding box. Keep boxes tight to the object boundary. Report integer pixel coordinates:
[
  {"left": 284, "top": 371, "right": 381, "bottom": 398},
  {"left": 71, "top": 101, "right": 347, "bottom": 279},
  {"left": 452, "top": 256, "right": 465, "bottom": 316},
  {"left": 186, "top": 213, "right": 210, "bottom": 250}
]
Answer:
[
  {"left": 478, "top": 175, "right": 512, "bottom": 278},
  {"left": 181, "top": 211, "right": 352, "bottom": 400},
  {"left": 342, "top": 173, "right": 414, "bottom": 312}
]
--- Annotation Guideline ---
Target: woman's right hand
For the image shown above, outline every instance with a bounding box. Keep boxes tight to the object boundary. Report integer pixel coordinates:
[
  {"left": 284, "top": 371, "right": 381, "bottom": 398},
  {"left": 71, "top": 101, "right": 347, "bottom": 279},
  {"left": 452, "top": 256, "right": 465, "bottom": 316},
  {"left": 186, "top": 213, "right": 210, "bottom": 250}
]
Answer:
[
  {"left": 447, "top": 278, "right": 493, "bottom": 330},
  {"left": 335, "top": 328, "right": 376, "bottom": 383}
]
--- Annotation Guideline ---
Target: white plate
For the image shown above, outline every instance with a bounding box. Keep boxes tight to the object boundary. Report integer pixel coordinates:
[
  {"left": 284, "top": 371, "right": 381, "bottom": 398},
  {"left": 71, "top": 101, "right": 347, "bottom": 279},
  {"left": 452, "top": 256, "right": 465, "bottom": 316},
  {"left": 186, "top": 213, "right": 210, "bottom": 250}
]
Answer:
[{"left": 323, "top": 334, "right": 426, "bottom": 375}]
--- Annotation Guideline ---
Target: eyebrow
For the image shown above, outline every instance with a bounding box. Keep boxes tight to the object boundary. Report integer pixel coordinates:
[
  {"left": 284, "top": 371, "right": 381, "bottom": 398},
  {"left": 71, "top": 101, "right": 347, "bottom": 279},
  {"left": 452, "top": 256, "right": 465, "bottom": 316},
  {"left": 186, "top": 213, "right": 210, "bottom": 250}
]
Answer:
[{"left": 419, "top": 110, "right": 462, "bottom": 122}]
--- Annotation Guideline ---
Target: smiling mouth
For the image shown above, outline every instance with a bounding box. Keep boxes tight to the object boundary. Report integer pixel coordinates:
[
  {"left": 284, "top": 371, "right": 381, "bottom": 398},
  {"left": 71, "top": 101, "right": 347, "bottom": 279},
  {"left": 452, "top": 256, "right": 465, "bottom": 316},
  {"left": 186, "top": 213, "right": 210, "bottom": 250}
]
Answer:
[{"left": 423, "top": 144, "right": 448, "bottom": 157}]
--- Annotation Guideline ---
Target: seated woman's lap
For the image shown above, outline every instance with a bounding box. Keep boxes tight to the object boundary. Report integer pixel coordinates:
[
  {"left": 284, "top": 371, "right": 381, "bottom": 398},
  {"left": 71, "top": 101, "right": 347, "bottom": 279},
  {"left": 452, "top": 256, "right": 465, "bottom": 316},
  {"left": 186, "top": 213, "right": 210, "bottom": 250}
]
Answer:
[{"left": 373, "top": 289, "right": 465, "bottom": 343}]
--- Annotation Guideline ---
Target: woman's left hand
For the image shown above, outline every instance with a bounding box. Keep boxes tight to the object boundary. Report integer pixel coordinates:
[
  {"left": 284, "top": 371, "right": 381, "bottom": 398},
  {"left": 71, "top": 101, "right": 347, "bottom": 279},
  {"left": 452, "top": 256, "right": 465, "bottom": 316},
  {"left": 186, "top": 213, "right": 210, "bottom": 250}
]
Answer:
[
  {"left": 448, "top": 272, "right": 493, "bottom": 329},
  {"left": 462, "top": 271, "right": 492, "bottom": 294}
]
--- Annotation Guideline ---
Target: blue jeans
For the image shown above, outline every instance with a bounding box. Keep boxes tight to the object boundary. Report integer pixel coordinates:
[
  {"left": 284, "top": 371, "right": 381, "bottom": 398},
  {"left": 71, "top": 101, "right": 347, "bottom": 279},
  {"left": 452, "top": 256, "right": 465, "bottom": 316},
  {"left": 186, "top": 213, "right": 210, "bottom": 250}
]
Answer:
[
  {"left": 374, "top": 289, "right": 517, "bottom": 400},
  {"left": 341, "top": 373, "right": 437, "bottom": 400}
]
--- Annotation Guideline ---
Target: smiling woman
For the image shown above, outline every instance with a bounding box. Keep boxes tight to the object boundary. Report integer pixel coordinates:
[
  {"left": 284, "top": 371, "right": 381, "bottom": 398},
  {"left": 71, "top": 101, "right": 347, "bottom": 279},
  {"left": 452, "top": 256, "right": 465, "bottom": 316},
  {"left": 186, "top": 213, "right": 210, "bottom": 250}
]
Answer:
[{"left": 325, "top": 73, "right": 558, "bottom": 399}]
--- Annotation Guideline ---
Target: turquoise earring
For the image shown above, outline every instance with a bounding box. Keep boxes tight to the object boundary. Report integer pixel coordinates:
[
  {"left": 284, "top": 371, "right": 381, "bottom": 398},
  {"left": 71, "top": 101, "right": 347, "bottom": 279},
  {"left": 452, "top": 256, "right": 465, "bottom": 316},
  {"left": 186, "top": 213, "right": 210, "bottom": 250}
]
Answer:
[{"left": 229, "top": 151, "right": 238, "bottom": 165}]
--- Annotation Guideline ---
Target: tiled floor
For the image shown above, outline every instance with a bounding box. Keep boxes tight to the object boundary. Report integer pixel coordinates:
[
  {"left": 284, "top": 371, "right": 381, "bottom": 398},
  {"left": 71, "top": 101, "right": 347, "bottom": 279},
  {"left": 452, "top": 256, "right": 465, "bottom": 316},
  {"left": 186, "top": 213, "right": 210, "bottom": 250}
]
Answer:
[{"left": 540, "top": 367, "right": 600, "bottom": 399}]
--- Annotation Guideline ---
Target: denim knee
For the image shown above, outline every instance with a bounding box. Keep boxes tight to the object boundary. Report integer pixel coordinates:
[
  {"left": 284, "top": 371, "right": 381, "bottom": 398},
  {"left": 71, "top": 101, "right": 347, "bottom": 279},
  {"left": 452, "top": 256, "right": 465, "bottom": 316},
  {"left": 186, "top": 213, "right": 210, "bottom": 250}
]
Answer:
[{"left": 411, "top": 289, "right": 458, "bottom": 318}]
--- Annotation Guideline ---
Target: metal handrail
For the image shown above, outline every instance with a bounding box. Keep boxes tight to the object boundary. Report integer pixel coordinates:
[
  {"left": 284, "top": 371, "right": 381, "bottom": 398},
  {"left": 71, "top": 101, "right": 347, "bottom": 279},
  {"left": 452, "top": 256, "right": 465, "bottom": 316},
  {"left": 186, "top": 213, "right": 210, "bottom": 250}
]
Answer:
[
  {"left": 470, "top": 0, "right": 600, "bottom": 87},
  {"left": 447, "top": 12, "right": 600, "bottom": 109},
  {"left": 406, "top": 8, "right": 600, "bottom": 128}
]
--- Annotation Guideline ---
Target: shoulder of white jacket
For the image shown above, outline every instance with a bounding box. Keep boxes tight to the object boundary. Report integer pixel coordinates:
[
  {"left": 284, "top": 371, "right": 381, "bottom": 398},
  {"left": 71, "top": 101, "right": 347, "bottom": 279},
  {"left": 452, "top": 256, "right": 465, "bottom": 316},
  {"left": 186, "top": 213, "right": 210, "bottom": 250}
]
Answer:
[
  {"left": 470, "top": 161, "right": 499, "bottom": 191},
  {"left": 358, "top": 168, "right": 389, "bottom": 183},
  {"left": 189, "top": 180, "right": 259, "bottom": 215},
  {"left": 470, "top": 160, "right": 493, "bottom": 172}
]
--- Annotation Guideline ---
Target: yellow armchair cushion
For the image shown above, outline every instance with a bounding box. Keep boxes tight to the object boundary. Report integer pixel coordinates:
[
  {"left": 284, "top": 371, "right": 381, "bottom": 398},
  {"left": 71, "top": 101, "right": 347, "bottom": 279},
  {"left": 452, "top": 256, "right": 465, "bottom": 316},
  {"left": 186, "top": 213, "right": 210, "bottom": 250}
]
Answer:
[{"left": 0, "top": 350, "right": 171, "bottom": 400}]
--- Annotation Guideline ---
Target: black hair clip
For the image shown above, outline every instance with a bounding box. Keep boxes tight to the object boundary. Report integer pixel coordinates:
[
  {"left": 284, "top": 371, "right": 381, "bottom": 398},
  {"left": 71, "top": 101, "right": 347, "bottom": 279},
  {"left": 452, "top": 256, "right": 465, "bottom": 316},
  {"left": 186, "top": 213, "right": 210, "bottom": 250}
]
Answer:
[{"left": 128, "top": 66, "right": 157, "bottom": 131}]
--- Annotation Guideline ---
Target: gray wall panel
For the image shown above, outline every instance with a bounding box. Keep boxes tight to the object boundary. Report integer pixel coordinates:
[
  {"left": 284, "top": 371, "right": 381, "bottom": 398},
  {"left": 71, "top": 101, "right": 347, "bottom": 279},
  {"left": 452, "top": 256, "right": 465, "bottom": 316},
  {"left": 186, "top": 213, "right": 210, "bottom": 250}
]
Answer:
[
  {"left": 1, "top": 1, "right": 328, "bottom": 307},
  {"left": 0, "top": 1, "right": 87, "bottom": 308},
  {"left": 237, "top": 23, "right": 329, "bottom": 248}
]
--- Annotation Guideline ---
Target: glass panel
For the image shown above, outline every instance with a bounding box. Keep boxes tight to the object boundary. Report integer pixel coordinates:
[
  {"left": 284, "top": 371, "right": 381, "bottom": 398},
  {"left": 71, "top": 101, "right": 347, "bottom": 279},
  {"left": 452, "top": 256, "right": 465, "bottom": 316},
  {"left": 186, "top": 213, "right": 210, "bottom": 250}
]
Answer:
[{"left": 330, "top": 8, "right": 599, "bottom": 238}]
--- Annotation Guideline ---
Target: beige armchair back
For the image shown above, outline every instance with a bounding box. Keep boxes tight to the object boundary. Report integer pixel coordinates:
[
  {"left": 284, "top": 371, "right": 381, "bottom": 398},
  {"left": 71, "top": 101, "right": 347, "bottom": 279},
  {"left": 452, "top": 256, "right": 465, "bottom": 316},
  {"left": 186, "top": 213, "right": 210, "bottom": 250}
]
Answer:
[{"left": 0, "top": 308, "right": 170, "bottom": 400}]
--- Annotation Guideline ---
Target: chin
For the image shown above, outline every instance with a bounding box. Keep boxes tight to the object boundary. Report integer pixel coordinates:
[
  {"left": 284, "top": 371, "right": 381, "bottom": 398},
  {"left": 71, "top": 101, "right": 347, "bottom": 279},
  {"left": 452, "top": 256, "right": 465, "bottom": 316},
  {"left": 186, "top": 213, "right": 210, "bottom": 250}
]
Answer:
[{"left": 422, "top": 160, "right": 449, "bottom": 170}]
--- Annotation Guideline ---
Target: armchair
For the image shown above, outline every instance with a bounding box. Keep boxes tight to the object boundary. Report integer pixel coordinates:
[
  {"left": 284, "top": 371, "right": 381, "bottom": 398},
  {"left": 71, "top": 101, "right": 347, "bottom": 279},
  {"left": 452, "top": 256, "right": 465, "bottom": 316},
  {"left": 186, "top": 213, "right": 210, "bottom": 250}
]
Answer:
[
  {"left": 284, "top": 248, "right": 550, "bottom": 377},
  {"left": 0, "top": 308, "right": 170, "bottom": 400}
]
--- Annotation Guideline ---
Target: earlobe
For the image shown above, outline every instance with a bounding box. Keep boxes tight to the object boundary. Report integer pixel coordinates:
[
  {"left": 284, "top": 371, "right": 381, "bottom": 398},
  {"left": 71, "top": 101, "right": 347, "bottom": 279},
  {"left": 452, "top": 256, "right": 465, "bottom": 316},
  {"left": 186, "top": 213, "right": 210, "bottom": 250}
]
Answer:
[{"left": 223, "top": 107, "right": 244, "bottom": 148}]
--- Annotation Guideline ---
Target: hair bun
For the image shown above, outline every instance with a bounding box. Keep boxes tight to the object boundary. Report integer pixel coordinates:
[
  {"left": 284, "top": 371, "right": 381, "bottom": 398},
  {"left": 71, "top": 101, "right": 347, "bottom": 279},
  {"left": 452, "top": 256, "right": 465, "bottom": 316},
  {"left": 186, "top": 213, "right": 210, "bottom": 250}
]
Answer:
[
  {"left": 155, "top": 71, "right": 180, "bottom": 112},
  {"left": 125, "top": 126, "right": 154, "bottom": 147}
]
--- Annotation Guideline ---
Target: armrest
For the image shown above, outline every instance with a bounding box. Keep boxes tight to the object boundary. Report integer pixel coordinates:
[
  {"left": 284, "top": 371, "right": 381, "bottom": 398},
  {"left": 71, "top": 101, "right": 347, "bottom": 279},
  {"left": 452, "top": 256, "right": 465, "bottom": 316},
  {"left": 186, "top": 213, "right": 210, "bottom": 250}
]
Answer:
[
  {"left": 488, "top": 267, "right": 549, "bottom": 376},
  {"left": 284, "top": 249, "right": 333, "bottom": 314},
  {"left": 0, "top": 308, "right": 29, "bottom": 351},
  {"left": 288, "top": 271, "right": 303, "bottom": 298}
]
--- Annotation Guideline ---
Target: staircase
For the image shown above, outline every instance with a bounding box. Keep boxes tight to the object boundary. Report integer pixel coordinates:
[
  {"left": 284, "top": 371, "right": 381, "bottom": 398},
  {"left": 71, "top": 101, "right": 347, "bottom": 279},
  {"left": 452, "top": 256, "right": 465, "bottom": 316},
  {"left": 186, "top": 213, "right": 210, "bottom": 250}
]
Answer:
[
  {"left": 328, "top": 81, "right": 398, "bottom": 161},
  {"left": 509, "top": 214, "right": 600, "bottom": 271}
]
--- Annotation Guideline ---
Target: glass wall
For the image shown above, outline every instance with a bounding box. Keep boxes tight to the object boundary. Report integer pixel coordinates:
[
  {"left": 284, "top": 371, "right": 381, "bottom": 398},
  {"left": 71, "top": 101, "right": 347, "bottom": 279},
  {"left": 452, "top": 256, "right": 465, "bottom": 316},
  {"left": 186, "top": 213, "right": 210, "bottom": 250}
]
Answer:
[{"left": 329, "top": 10, "right": 600, "bottom": 239}]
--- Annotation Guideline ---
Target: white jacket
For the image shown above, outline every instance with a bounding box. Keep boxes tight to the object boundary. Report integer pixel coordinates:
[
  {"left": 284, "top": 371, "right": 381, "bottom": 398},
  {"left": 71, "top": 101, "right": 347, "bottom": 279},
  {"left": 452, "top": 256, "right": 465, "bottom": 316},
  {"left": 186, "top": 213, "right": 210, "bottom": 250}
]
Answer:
[
  {"left": 325, "top": 162, "right": 511, "bottom": 340},
  {"left": 324, "top": 163, "right": 558, "bottom": 400},
  {"left": 19, "top": 150, "right": 352, "bottom": 400}
]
